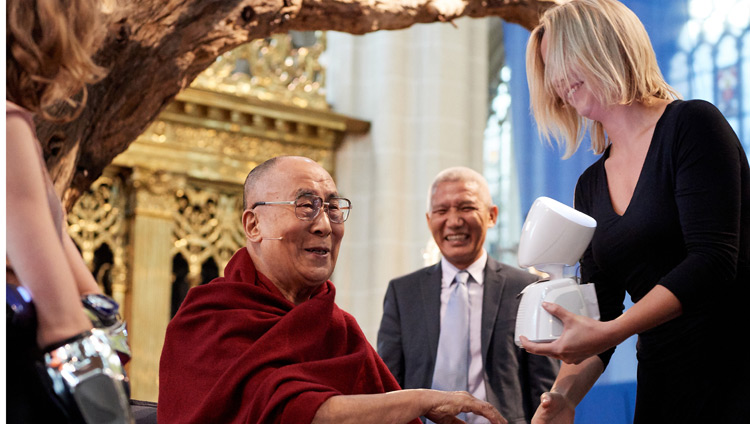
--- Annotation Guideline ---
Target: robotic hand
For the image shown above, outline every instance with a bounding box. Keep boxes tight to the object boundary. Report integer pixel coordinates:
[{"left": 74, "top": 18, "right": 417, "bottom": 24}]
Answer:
[{"left": 6, "top": 285, "right": 134, "bottom": 424}]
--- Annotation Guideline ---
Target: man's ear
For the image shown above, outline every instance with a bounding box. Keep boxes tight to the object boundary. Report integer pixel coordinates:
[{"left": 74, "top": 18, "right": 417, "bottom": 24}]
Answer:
[
  {"left": 242, "top": 209, "right": 262, "bottom": 242},
  {"left": 488, "top": 204, "right": 499, "bottom": 228}
]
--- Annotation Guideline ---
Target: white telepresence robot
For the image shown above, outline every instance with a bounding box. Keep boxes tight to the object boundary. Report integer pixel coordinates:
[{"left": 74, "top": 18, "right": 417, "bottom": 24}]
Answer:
[{"left": 514, "top": 197, "right": 601, "bottom": 347}]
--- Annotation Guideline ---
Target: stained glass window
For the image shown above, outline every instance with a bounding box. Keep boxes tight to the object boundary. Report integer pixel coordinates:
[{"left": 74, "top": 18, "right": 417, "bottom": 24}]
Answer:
[{"left": 670, "top": 0, "right": 750, "bottom": 153}]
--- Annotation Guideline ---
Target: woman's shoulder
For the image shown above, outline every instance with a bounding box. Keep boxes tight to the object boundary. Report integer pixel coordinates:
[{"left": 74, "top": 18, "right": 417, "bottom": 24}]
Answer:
[
  {"left": 665, "top": 99, "right": 725, "bottom": 122},
  {"left": 6, "top": 100, "right": 35, "bottom": 127},
  {"left": 660, "top": 99, "right": 742, "bottom": 165},
  {"left": 6, "top": 100, "right": 30, "bottom": 114},
  {"left": 7, "top": 100, "right": 38, "bottom": 135},
  {"left": 663, "top": 99, "right": 736, "bottom": 140}
]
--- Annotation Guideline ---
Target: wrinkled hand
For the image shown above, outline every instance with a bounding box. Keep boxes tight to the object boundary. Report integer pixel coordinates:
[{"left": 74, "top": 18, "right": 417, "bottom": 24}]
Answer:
[
  {"left": 520, "top": 302, "right": 615, "bottom": 364},
  {"left": 531, "top": 392, "right": 575, "bottom": 424},
  {"left": 424, "top": 390, "right": 507, "bottom": 424}
]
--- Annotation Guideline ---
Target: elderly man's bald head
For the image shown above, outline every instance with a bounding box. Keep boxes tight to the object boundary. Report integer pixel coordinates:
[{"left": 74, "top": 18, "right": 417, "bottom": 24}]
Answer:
[
  {"left": 243, "top": 156, "right": 330, "bottom": 212},
  {"left": 243, "top": 156, "right": 282, "bottom": 211}
]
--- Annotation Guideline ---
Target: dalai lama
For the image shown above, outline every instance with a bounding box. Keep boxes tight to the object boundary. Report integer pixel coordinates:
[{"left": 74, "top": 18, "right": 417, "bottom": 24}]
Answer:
[{"left": 158, "top": 156, "right": 506, "bottom": 424}]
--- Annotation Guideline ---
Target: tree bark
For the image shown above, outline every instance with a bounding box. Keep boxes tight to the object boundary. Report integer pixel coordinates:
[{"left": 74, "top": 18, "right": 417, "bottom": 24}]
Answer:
[{"left": 34, "top": 0, "right": 558, "bottom": 209}]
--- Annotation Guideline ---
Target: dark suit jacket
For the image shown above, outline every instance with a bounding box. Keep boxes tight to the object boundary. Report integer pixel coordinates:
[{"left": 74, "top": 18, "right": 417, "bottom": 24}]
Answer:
[{"left": 377, "top": 257, "right": 559, "bottom": 424}]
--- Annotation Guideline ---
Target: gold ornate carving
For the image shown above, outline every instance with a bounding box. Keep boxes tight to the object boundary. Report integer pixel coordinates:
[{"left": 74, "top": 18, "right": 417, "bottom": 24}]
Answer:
[
  {"left": 172, "top": 185, "right": 245, "bottom": 286},
  {"left": 66, "top": 171, "right": 129, "bottom": 313},
  {"left": 190, "top": 32, "right": 328, "bottom": 110},
  {"left": 112, "top": 88, "right": 361, "bottom": 185},
  {"left": 130, "top": 167, "right": 183, "bottom": 219}
]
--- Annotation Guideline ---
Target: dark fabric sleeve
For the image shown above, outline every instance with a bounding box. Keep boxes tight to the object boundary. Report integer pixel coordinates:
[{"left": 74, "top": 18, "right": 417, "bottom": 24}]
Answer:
[
  {"left": 260, "top": 375, "right": 340, "bottom": 424},
  {"left": 376, "top": 280, "right": 405, "bottom": 386},
  {"left": 285, "top": 392, "right": 337, "bottom": 423},
  {"left": 658, "top": 100, "right": 745, "bottom": 312}
]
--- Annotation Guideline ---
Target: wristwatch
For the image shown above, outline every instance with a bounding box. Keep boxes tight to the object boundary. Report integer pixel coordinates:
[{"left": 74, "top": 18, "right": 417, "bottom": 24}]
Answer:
[{"left": 81, "top": 293, "right": 131, "bottom": 365}]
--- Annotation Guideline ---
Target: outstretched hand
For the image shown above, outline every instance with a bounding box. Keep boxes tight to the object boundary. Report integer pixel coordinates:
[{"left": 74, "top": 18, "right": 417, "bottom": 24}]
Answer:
[
  {"left": 520, "top": 302, "right": 616, "bottom": 364},
  {"left": 312, "top": 388, "right": 507, "bottom": 424},
  {"left": 531, "top": 392, "right": 575, "bottom": 424},
  {"left": 424, "top": 390, "right": 507, "bottom": 424}
]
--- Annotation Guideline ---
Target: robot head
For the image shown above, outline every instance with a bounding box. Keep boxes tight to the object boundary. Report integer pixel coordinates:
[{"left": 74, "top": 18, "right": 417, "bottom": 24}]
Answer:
[{"left": 517, "top": 197, "right": 596, "bottom": 280}]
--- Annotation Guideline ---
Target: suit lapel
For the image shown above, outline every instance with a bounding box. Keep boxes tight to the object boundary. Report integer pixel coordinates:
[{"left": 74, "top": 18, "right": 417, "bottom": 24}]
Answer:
[
  {"left": 420, "top": 263, "right": 442, "bottom": 363},
  {"left": 481, "top": 258, "right": 507, "bottom": 361}
]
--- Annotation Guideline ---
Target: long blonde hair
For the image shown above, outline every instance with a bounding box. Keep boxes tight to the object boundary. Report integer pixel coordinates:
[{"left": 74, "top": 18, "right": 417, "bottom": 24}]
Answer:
[
  {"left": 6, "top": 0, "right": 108, "bottom": 122},
  {"left": 526, "top": 0, "right": 680, "bottom": 158}
]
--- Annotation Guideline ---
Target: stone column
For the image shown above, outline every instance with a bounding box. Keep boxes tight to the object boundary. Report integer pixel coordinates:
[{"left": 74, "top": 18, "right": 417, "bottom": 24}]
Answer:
[{"left": 127, "top": 168, "right": 180, "bottom": 401}]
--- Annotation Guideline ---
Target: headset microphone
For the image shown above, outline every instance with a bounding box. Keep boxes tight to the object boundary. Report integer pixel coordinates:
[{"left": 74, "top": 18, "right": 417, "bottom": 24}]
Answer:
[{"left": 264, "top": 236, "right": 283, "bottom": 241}]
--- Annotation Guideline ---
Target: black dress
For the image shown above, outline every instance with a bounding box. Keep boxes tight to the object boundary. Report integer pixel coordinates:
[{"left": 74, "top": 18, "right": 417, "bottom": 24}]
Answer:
[{"left": 574, "top": 100, "right": 750, "bottom": 423}]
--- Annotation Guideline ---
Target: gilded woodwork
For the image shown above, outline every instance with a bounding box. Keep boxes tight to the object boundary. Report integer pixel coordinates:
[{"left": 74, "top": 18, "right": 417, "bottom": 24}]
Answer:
[
  {"left": 66, "top": 169, "right": 129, "bottom": 312},
  {"left": 172, "top": 184, "right": 245, "bottom": 285},
  {"left": 190, "top": 31, "right": 329, "bottom": 110}
]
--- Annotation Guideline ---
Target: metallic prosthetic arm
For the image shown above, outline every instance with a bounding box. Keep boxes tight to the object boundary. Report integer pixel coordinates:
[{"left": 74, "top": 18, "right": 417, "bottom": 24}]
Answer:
[{"left": 44, "top": 329, "right": 133, "bottom": 424}]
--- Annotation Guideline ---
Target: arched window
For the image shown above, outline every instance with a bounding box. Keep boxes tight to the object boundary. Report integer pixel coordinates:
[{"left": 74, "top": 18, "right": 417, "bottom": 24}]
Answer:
[
  {"left": 670, "top": 0, "right": 750, "bottom": 152},
  {"left": 484, "top": 63, "right": 522, "bottom": 266}
]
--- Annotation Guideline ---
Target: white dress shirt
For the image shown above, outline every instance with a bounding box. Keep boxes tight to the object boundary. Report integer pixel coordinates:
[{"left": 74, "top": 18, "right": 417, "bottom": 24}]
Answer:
[{"left": 440, "top": 251, "right": 488, "bottom": 424}]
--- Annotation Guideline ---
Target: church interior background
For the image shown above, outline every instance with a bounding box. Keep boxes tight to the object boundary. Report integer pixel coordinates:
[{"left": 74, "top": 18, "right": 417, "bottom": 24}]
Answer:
[{"left": 64, "top": 0, "right": 749, "bottom": 422}]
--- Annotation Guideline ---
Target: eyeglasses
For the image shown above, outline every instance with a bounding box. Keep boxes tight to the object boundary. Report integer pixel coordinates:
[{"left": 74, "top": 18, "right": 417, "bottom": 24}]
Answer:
[{"left": 251, "top": 194, "right": 352, "bottom": 224}]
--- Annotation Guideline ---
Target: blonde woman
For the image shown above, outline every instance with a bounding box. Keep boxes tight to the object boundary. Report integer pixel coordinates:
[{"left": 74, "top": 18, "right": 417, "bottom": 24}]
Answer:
[
  {"left": 7, "top": 1, "right": 131, "bottom": 422},
  {"left": 522, "top": 0, "right": 749, "bottom": 423}
]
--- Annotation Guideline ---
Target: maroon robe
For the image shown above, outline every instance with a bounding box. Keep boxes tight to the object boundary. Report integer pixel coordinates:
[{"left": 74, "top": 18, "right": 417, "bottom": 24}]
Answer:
[{"left": 158, "top": 248, "right": 415, "bottom": 424}]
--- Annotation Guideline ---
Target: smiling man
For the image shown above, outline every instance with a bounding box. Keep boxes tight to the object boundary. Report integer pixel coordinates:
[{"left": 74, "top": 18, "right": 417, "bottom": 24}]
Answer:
[
  {"left": 377, "top": 167, "right": 559, "bottom": 424},
  {"left": 158, "top": 157, "right": 507, "bottom": 424}
]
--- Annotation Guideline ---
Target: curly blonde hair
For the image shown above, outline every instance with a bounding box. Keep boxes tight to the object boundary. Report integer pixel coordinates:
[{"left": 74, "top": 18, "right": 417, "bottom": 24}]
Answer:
[
  {"left": 526, "top": 0, "right": 680, "bottom": 158},
  {"left": 6, "top": 0, "right": 108, "bottom": 122}
]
